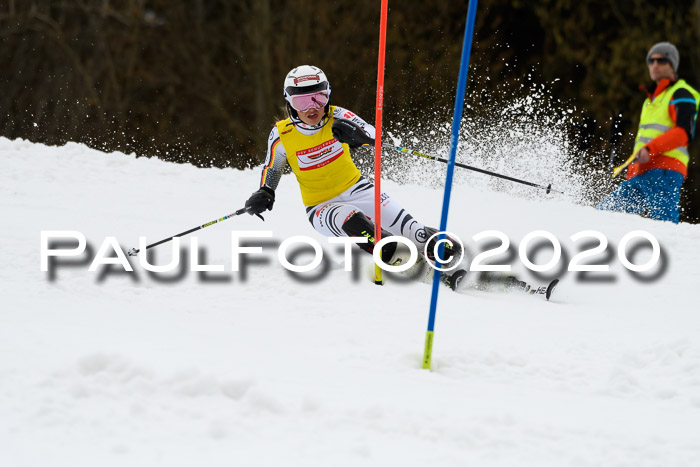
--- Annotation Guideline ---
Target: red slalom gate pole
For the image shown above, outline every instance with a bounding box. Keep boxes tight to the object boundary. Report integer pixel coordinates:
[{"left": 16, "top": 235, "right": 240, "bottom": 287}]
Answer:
[{"left": 374, "top": 0, "right": 389, "bottom": 285}]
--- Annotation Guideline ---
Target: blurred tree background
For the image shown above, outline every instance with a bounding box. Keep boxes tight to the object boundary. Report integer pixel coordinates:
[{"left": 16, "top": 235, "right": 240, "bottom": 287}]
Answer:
[{"left": 1, "top": 0, "right": 699, "bottom": 221}]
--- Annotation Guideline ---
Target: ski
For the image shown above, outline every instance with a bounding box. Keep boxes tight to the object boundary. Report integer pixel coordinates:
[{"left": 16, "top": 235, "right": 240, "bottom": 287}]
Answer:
[
  {"left": 383, "top": 257, "right": 559, "bottom": 299},
  {"left": 503, "top": 275, "right": 559, "bottom": 301}
]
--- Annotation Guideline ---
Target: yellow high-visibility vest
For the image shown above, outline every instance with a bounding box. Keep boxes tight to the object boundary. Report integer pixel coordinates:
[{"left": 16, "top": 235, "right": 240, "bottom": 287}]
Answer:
[{"left": 633, "top": 79, "right": 700, "bottom": 168}]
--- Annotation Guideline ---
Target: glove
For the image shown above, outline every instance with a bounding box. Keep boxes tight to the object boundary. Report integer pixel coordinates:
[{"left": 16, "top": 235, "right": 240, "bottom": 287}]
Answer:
[
  {"left": 245, "top": 186, "right": 275, "bottom": 216},
  {"left": 332, "top": 119, "right": 375, "bottom": 149},
  {"left": 634, "top": 146, "right": 650, "bottom": 164}
]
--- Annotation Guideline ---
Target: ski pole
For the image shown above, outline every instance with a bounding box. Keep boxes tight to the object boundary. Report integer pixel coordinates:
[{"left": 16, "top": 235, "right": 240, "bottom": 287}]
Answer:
[
  {"left": 127, "top": 207, "right": 256, "bottom": 256},
  {"left": 387, "top": 144, "right": 564, "bottom": 195},
  {"left": 611, "top": 153, "right": 636, "bottom": 178}
]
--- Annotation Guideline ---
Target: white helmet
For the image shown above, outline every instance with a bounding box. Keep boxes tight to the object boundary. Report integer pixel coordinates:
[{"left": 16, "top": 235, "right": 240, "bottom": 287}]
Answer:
[
  {"left": 284, "top": 65, "right": 331, "bottom": 98},
  {"left": 283, "top": 65, "right": 331, "bottom": 118}
]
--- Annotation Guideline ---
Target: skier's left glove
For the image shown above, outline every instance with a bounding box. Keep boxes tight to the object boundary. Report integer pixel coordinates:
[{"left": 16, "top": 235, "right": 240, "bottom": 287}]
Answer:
[
  {"left": 332, "top": 120, "right": 374, "bottom": 149},
  {"left": 245, "top": 186, "right": 275, "bottom": 217}
]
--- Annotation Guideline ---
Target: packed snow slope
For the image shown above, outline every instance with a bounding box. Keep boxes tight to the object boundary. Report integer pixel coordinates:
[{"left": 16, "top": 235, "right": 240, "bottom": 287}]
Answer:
[{"left": 2, "top": 137, "right": 700, "bottom": 467}]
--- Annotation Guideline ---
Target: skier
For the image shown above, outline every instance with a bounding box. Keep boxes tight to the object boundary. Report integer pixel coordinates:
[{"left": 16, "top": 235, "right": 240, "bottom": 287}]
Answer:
[{"left": 243, "top": 65, "right": 466, "bottom": 289}]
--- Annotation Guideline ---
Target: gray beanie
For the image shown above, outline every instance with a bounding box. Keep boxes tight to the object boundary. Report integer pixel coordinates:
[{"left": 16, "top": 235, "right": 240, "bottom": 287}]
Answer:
[{"left": 647, "top": 42, "right": 679, "bottom": 74}]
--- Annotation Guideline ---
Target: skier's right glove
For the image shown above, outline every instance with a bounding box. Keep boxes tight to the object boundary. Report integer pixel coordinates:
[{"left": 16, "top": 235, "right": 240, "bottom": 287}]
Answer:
[
  {"left": 245, "top": 186, "right": 275, "bottom": 216},
  {"left": 332, "top": 120, "right": 375, "bottom": 149}
]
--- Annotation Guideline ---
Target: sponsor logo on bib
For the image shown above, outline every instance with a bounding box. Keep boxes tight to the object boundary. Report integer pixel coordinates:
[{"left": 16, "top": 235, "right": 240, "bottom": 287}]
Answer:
[{"left": 296, "top": 139, "right": 344, "bottom": 171}]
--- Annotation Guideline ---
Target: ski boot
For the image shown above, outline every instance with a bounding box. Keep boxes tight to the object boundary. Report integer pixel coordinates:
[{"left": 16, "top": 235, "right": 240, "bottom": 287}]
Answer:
[
  {"left": 442, "top": 268, "right": 468, "bottom": 291},
  {"left": 424, "top": 227, "right": 467, "bottom": 291}
]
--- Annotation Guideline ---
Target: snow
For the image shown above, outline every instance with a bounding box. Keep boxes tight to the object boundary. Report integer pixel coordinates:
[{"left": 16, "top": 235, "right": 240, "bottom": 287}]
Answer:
[{"left": 2, "top": 136, "right": 700, "bottom": 466}]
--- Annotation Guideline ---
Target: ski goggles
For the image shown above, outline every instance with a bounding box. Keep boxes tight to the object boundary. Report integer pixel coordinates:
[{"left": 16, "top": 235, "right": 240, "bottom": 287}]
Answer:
[{"left": 288, "top": 91, "right": 329, "bottom": 112}]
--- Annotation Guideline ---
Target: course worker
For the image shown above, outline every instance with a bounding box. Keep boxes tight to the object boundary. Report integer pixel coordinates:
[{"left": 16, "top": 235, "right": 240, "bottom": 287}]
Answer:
[{"left": 599, "top": 42, "right": 699, "bottom": 223}]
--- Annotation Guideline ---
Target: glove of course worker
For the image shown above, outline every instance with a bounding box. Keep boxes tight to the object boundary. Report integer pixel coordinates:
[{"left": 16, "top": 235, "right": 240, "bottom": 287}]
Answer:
[
  {"left": 331, "top": 120, "right": 375, "bottom": 149},
  {"left": 245, "top": 186, "right": 275, "bottom": 218}
]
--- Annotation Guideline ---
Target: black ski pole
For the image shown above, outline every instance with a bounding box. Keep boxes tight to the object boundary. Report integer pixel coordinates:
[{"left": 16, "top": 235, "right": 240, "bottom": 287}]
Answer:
[
  {"left": 127, "top": 207, "right": 258, "bottom": 256},
  {"left": 387, "top": 144, "right": 564, "bottom": 195}
]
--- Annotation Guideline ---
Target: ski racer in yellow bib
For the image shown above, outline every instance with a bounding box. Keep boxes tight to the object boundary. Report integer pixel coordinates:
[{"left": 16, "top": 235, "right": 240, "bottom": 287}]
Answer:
[{"left": 242, "top": 65, "right": 466, "bottom": 289}]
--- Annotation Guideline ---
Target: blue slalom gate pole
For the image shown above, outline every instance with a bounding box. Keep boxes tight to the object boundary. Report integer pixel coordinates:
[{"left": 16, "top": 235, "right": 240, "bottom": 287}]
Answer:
[{"left": 422, "top": 1, "right": 479, "bottom": 370}]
